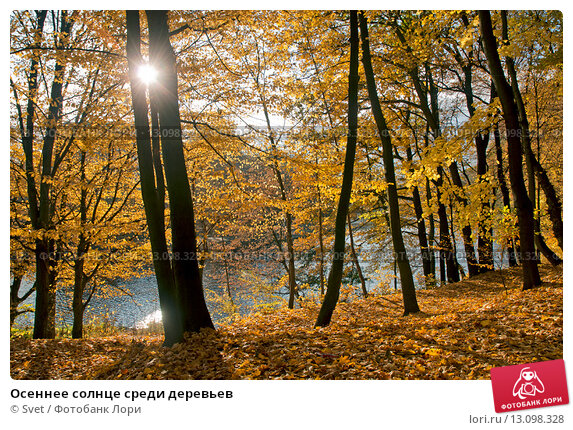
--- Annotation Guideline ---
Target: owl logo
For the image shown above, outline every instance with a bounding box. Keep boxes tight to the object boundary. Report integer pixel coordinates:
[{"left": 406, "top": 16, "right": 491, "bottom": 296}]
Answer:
[{"left": 512, "top": 367, "right": 545, "bottom": 400}]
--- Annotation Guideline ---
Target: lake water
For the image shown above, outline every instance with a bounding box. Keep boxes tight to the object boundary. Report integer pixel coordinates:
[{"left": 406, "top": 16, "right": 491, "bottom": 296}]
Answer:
[
  {"left": 13, "top": 241, "right": 511, "bottom": 330},
  {"left": 14, "top": 264, "right": 287, "bottom": 330}
]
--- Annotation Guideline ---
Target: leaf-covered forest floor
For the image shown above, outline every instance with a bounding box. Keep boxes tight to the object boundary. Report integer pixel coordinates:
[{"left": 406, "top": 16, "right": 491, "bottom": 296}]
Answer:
[{"left": 11, "top": 264, "right": 563, "bottom": 380}]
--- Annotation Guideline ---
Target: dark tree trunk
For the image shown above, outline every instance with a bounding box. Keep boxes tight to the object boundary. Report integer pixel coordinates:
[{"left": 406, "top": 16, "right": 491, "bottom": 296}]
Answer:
[
  {"left": 535, "top": 234, "right": 562, "bottom": 265},
  {"left": 284, "top": 211, "right": 297, "bottom": 309},
  {"left": 33, "top": 12, "right": 72, "bottom": 339},
  {"left": 428, "top": 66, "right": 477, "bottom": 278},
  {"left": 72, "top": 151, "right": 88, "bottom": 339},
  {"left": 318, "top": 205, "right": 325, "bottom": 296},
  {"left": 126, "top": 10, "right": 183, "bottom": 346},
  {"left": 479, "top": 11, "right": 541, "bottom": 290},
  {"left": 425, "top": 177, "right": 437, "bottom": 280},
  {"left": 407, "top": 143, "right": 433, "bottom": 287},
  {"left": 72, "top": 259, "right": 86, "bottom": 339},
  {"left": 72, "top": 239, "right": 89, "bottom": 338},
  {"left": 436, "top": 179, "right": 460, "bottom": 284},
  {"left": 315, "top": 166, "right": 326, "bottom": 296},
  {"left": 412, "top": 183, "right": 433, "bottom": 286},
  {"left": 474, "top": 107, "right": 493, "bottom": 274},
  {"left": 476, "top": 130, "right": 494, "bottom": 273},
  {"left": 500, "top": 11, "right": 563, "bottom": 253},
  {"left": 315, "top": 10, "right": 360, "bottom": 327},
  {"left": 359, "top": 11, "right": 419, "bottom": 314},
  {"left": 146, "top": 10, "right": 214, "bottom": 332},
  {"left": 21, "top": 11, "right": 47, "bottom": 231},
  {"left": 493, "top": 123, "right": 518, "bottom": 267},
  {"left": 34, "top": 239, "right": 57, "bottom": 339},
  {"left": 347, "top": 213, "right": 367, "bottom": 297}
]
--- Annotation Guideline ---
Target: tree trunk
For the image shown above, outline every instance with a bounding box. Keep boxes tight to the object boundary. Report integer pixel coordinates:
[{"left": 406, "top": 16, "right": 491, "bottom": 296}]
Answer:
[
  {"left": 72, "top": 240, "right": 88, "bottom": 339},
  {"left": 315, "top": 10, "right": 360, "bottom": 327},
  {"left": 315, "top": 166, "right": 326, "bottom": 296},
  {"left": 126, "top": 10, "right": 183, "bottom": 346},
  {"left": 347, "top": 213, "right": 367, "bottom": 297},
  {"left": 493, "top": 123, "right": 518, "bottom": 267},
  {"left": 479, "top": 11, "right": 541, "bottom": 290},
  {"left": 359, "top": 11, "right": 419, "bottom": 314},
  {"left": 146, "top": 10, "right": 214, "bottom": 332},
  {"left": 475, "top": 130, "right": 494, "bottom": 273},
  {"left": 32, "top": 11, "right": 71, "bottom": 339},
  {"left": 427, "top": 65, "right": 478, "bottom": 278},
  {"left": 407, "top": 144, "right": 433, "bottom": 287},
  {"left": 21, "top": 11, "right": 47, "bottom": 231},
  {"left": 425, "top": 178, "right": 437, "bottom": 279},
  {"left": 436, "top": 171, "right": 460, "bottom": 284},
  {"left": 33, "top": 239, "right": 57, "bottom": 339},
  {"left": 267, "top": 157, "right": 297, "bottom": 308},
  {"left": 285, "top": 211, "right": 297, "bottom": 308},
  {"left": 71, "top": 263, "right": 85, "bottom": 339},
  {"left": 501, "top": 12, "right": 561, "bottom": 263},
  {"left": 458, "top": 48, "right": 493, "bottom": 274},
  {"left": 72, "top": 151, "right": 88, "bottom": 339},
  {"left": 318, "top": 205, "right": 325, "bottom": 296},
  {"left": 501, "top": 11, "right": 563, "bottom": 252},
  {"left": 535, "top": 234, "right": 562, "bottom": 265}
]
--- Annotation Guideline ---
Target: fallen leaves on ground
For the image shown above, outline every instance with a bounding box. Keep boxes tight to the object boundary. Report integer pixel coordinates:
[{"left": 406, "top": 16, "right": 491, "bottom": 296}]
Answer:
[{"left": 11, "top": 264, "right": 563, "bottom": 380}]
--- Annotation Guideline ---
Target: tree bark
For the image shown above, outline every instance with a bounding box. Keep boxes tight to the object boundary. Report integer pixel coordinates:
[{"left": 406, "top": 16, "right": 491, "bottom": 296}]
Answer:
[
  {"left": 315, "top": 10, "right": 360, "bottom": 327},
  {"left": 479, "top": 11, "right": 541, "bottom": 290},
  {"left": 284, "top": 211, "right": 297, "bottom": 308},
  {"left": 475, "top": 127, "right": 494, "bottom": 273},
  {"left": 435, "top": 178, "right": 460, "bottom": 284},
  {"left": 21, "top": 10, "right": 47, "bottom": 230},
  {"left": 501, "top": 11, "right": 563, "bottom": 253},
  {"left": 72, "top": 151, "right": 88, "bottom": 338},
  {"left": 126, "top": 10, "right": 183, "bottom": 346},
  {"left": 33, "top": 11, "right": 72, "bottom": 339},
  {"left": 425, "top": 177, "right": 437, "bottom": 280},
  {"left": 347, "top": 213, "right": 367, "bottom": 297},
  {"left": 406, "top": 137, "right": 433, "bottom": 287},
  {"left": 146, "top": 10, "right": 214, "bottom": 332},
  {"left": 493, "top": 123, "right": 518, "bottom": 267},
  {"left": 318, "top": 202, "right": 325, "bottom": 296},
  {"left": 359, "top": 11, "right": 419, "bottom": 314},
  {"left": 71, "top": 257, "right": 86, "bottom": 339}
]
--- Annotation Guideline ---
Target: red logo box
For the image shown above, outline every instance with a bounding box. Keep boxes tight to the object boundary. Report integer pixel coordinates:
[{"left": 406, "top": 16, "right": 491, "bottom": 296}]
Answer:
[{"left": 490, "top": 359, "right": 569, "bottom": 413}]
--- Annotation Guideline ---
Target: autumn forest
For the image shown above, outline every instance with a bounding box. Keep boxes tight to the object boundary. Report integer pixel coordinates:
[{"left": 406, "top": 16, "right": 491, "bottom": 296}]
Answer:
[{"left": 10, "top": 10, "right": 563, "bottom": 380}]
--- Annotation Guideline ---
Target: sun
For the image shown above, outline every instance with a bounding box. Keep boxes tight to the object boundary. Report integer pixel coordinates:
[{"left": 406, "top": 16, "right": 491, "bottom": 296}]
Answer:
[{"left": 138, "top": 64, "right": 158, "bottom": 85}]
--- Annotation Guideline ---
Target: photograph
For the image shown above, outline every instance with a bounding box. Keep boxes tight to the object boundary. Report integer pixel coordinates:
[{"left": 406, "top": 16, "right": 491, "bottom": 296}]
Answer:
[{"left": 7, "top": 5, "right": 568, "bottom": 428}]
